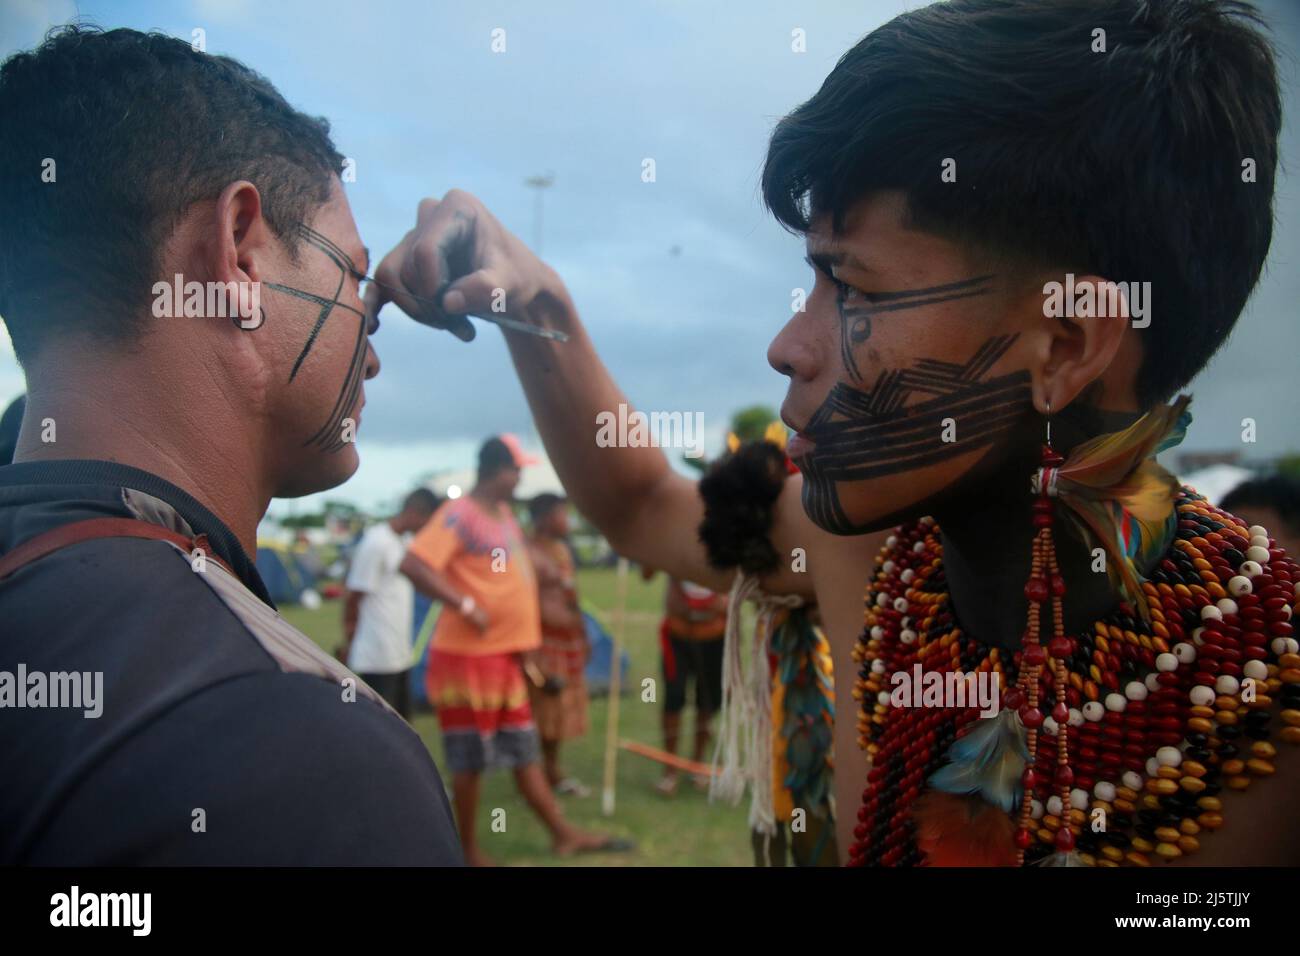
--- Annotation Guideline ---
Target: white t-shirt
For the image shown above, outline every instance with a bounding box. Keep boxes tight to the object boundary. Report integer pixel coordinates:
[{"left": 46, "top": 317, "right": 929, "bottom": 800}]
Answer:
[{"left": 346, "top": 522, "right": 416, "bottom": 674}]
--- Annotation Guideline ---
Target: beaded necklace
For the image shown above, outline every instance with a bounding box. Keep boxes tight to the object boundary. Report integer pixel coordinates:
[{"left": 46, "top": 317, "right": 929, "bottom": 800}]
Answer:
[{"left": 850, "top": 488, "right": 1300, "bottom": 867}]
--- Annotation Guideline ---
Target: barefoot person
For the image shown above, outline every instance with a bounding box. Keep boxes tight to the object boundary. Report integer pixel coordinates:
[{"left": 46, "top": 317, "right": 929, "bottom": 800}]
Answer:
[
  {"left": 369, "top": 0, "right": 1298, "bottom": 864},
  {"left": 400, "top": 436, "right": 626, "bottom": 864},
  {"left": 526, "top": 493, "right": 592, "bottom": 796},
  {"left": 0, "top": 27, "right": 460, "bottom": 863}
]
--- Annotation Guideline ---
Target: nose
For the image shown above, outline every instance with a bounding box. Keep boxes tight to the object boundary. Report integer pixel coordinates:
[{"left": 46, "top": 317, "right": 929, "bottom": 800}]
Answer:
[
  {"left": 364, "top": 339, "right": 381, "bottom": 380},
  {"left": 767, "top": 311, "right": 818, "bottom": 382}
]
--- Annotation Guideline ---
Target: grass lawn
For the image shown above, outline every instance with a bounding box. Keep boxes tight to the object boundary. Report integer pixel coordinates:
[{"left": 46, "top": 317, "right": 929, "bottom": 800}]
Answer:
[{"left": 281, "top": 566, "right": 753, "bottom": 866}]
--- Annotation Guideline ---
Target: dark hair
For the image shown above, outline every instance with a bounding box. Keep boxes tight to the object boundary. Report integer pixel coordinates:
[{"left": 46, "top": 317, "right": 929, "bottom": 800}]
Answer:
[
  {"left": 0, "top": 25, "right": 345, "bottom": 362},
  {"left": 477, "top": 437, "right": 514, "bottom": 480},
  {"left": 762, "top": 0, "right": 1281, "bottom": 407},
  {"left": 529, "top": 492, "right": 566, "bottom": 523},
  {"left": 402, "top": 488, "right": 440, "bottom": 514},
  {"left": 1221, "top": 475, "right": 1300, "bottom": 533},
  {"left": 0, "top": 393, "right": 25, "bottom": 465}
]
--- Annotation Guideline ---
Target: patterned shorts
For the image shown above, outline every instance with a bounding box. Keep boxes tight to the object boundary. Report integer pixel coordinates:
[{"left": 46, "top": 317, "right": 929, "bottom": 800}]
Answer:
[{"left": 427, "top": 649, "right": 539, "bottom": 773}]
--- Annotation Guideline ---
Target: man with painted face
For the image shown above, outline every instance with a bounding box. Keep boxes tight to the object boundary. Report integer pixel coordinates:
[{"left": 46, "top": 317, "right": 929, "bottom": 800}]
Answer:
[
  {"left": 0, "top": 27, "right": 460, "bottom": 863},
  {"left": 371, "top": 0, "right": 1300, "bottom": 865}
]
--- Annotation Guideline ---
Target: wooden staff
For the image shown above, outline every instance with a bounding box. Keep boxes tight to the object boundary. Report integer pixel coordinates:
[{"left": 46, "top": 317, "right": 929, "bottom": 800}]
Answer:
[{"left": 601, "top": 557, "right": 629, "bottom": 817}]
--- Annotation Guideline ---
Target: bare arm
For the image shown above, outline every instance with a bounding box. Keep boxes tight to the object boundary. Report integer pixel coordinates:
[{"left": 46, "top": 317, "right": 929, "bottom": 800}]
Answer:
[{"left": 398, "top": 553, "right": 489, "bottom": 632}]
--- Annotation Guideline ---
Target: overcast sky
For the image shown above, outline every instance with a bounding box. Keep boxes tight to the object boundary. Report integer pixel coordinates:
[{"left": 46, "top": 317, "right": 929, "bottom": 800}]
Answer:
[{"left": 2, "top": 0, "right": 1298, "bottom": 516}]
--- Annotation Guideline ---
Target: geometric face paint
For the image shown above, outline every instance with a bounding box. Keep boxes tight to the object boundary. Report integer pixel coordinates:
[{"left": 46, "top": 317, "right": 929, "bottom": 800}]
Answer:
[
  {"left": 798, "top": 333, "right": 1031, "bottom": 534},
  {"left": 833, "top": 273, "right": 995, "bottom": 384},
  {"left": 262, "top": 224, "right": 371, "bottom": 454}
]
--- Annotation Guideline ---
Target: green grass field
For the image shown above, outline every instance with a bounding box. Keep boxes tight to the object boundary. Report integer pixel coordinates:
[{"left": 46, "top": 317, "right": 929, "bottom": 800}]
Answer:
[{"left": 281, "top": 566, "right": 752, "bottom": 866}]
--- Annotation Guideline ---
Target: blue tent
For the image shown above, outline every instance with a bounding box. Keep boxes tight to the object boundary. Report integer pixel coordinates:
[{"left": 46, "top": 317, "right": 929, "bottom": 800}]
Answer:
[
  {"left": 256, "top": 545, "right": 318, "bottom": 605},
  {"left": 582, "top": 609, "right": 630, "bottom": 695}
]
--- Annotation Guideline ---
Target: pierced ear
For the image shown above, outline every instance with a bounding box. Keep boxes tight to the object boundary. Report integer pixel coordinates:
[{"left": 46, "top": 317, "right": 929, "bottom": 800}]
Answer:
[
  {"left": 211, "top": 180, "right": 270, "bottom": 286},
  {"left": 1031, "top": 272, "right": 1128, "bottom": 415}
]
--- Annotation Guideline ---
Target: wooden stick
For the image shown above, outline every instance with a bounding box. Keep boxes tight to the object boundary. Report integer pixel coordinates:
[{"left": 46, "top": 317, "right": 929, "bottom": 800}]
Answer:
[
  {"left": 601, "top": 557, "right": 629, "bottom": 817},
  {"left": 618, "top": 738, "right": 719, "bottom": 777}
]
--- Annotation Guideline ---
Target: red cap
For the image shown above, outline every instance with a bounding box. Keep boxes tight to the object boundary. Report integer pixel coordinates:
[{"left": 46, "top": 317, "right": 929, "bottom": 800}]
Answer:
[{"left": 499, "top": 433, "right": 540, "bottom": 468}]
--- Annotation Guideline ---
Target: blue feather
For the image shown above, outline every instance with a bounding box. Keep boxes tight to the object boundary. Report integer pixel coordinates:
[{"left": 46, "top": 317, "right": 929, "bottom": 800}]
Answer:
[{"left": 927, "top": 709, "right": 1029, "bottom": 813}]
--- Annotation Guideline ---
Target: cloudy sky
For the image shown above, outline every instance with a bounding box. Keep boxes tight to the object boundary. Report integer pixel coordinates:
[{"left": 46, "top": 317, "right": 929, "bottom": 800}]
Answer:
[{"left": 2, "top": 0, "right": 1298, "bottom": 517}]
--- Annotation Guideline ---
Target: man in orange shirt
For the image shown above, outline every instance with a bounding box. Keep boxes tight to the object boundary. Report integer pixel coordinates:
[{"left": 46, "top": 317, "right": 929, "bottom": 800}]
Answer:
[{"left": 400, "top": 435, "right": 625, "bottom": 865}]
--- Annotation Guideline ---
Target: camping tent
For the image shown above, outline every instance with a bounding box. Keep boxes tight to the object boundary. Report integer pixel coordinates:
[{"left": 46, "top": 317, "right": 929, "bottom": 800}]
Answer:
[{"left": 256, "top": 542, "right": 319, "bottom": 605}]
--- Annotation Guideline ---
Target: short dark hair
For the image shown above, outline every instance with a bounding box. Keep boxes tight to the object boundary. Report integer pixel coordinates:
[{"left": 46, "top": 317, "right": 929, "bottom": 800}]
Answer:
[
  {"left": 529, "top": 492, "right": 566, "bottom": 523},
  {"left": 477, "top": 437, "right": 515, "bottom": 481},
  {"left": 0, "top": 25, "right": 346, "bottom": 362},
  {"left": 402, "top": 488, "right": 440, "bottom": 514},
  {"left": 1221, "top": 475, "right": 1300, "bottom": 533},
  {"left": 762, "top": 0, "right": 1281, "bottom": 407}
]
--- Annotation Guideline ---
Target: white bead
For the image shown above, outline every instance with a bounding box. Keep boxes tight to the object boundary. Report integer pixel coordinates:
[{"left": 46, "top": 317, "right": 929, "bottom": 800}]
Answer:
[
  {"left": 1146, "top": 757, "right": 1161, "bottom": 778},
  {"left": 1067, "top": 708, "right": 1084, "bottom": 728},
  {"left": 1294, "top": 581, "right": 1300, "bottom": 598},
  {"left": 1094, "top": 780, "right": 1117, "bottom": 802},
  {"left": 1192, "top": 627, "right": 1206, "bottom": 646},
  {"left": 1228, "top": 577, "right": 1252, "bottom": 597},
  {"left": 1246, "top": 545, "right": 1270, "bottom": 564},
  {"left": 886, "top": 535, "right": 897, "bottom": 548},
  {"left": 900, "top": 629, "right": 917, "bottom": 645},
  {"left": 882, "top": 560, "right": 895, "bottom": 574},
  {"left": 912, "top": 540, "right": 926, "bottom": 553},
  {"left": 1125, "top": 680, "right": 1148, "bottom": 701},
  {"left": 1105, "top": 692, "right": 1127, "bottom": 713},
  {"left": 1190, "top": 685, "right": 1216, "bottom": 707},
  {"left": 920, "top": 516, "right": 935, "bottom": 527},
  {"left": 876, "top": 592, "right": 890, "bottom": 608},
  {"left": 1273, "top": 637, "right": 1300, "bottom": 656},
  {"left": 1031, "top": 798, "right": 1044, "bottom": 820},
  {"left": 893, "top": 597, "right": 909, "bottom": 613},
  {"left": 1173, "top": 643, "right": 1196, "bottom": 664},
  {"left": 1122, "top": 771, "right": 1143, "bottom": 791},
  {"left": 1083, "top": 701, "right": 1104, "bottom": 722},
  {"left": 878, "top": 690, "right": 892, "bottom": 706},
  {"left": 1240, "top": 560, "right": 1264, "bottom": 578},
  {"left": 1215, "top": 674, "right": 1239, "bottom": 696},
  {"left": 871, "top": 625, "right": 885, "bottom": 640},
  {"left": 1248, "top": 525, "right": 1269, "bottom": 539},
  {"left": 1156, "top": 652, "right": 1179, "bottom": 672},
  {"left": 1156, "top": 746, "right": 1182, "bottom": 767},
  {"left": 900, "top": 568, "right": 915, "bottom": 584},
  {"left": 1042, "top": 716, "right": 1059, "bottom": 736},
  {"left": 1217, "top": 597, "right": 1240, "bottom": 615},
  {"left": 1243, "top": 660, "right": 1268, "bottom": 681},
  {"left": 1145, "top": 672, "right": 1162, "bottom": 692},
  {"left": 1200, "top": 605, "right": 1222, "bottom": 621},
  {"left": 871, "top": 659, "right": 886, "bottom": 675},
  {"left": 1250, "top": 535, "right": 1270, "bottom": 549},
  {"left": 1046, "top": 795, "right": 1063, "bottom": 816},
  {"left": 1070, "top": 788, "right": 1090, "bottom": 811},
  {"left": 1285, "top": 605, "right": 1293, "bottom": 621}
]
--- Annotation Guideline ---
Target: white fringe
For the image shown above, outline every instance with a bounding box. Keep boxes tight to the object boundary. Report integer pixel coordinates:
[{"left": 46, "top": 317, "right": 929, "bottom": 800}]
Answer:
[{"left": 709, "top": 571, "right": 804, "bottom": 846}]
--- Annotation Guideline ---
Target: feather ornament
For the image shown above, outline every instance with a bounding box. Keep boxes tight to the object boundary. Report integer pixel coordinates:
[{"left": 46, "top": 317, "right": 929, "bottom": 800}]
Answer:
[
  {"left": 927, "top": 708, "right": 1028, "bottom": 813},
  {"left": 913, "top": 792, "right": 1020, "bottom": 866},
  {"left": 1036, "top": 394, "right": 1192, "bottom": 620}
]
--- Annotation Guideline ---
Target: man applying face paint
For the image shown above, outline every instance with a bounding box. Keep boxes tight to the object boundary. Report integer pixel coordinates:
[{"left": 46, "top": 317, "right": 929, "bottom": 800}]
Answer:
[{"left": 374, "top": 0, "right": 1295, "bottom": 867}]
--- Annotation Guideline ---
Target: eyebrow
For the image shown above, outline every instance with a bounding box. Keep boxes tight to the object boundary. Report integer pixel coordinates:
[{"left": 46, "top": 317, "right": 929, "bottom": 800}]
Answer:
[{"left": 805, "top": 246, "right": 870, "bottom": 276}]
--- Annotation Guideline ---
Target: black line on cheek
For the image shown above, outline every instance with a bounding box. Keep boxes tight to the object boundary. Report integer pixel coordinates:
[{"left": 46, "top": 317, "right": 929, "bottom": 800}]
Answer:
[
  {"left": 306, "top": 317, "right": 368, "bottom": 452},
  {"left": 797, "top": 332, "right": 1026, "bottom": 534}
]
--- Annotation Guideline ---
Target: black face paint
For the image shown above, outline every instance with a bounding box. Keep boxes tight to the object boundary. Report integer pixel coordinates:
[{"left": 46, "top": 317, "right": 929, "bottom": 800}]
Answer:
[
  {"left": 836, "top": 274, "right": 995, "bottom": 383},
  {"left": 261, "top": 224, "right": 370, "bottom": 454},
  {"left": 799, "top": 333, "right": 1031, "bottom": 534}
]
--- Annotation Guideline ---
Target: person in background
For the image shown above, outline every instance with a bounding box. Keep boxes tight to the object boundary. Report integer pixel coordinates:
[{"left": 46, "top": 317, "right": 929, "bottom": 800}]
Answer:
[
  {"left": 653, "top": 573, "right": 729, "bottom": 796},
  {"left": 338, "top": 488, "right": 440, "bottom": 719},
  {"left": 526, "top": 492, "right": 591, "bottom": 796},
  {"left": 400, "top": 435, "right": 627, "bottom": 864},
  {"left": 1221, "top": 474, "right": 1300, "bottom": 557},
  {"left": 0, "top": 394, "right": 24, "bottom": 465}
]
